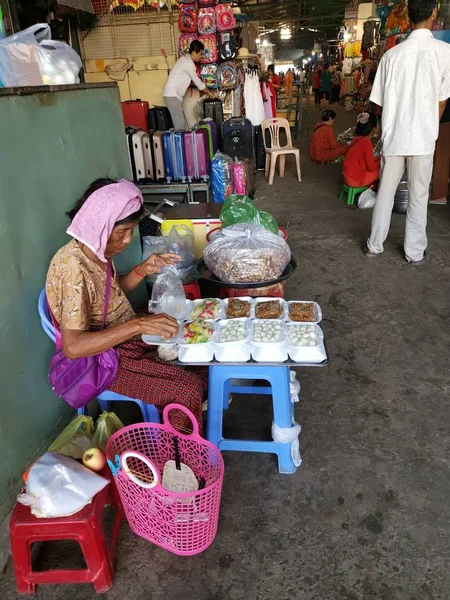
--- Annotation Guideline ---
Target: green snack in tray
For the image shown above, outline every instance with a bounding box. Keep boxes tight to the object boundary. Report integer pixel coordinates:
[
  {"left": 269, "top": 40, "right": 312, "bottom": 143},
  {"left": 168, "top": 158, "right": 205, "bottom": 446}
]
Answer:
[
  {"left": 189, "top": 298, "right": 221, "bottom": 320},
  {"left": 183, "top": 320, "right": 214, "bottom": 344}
]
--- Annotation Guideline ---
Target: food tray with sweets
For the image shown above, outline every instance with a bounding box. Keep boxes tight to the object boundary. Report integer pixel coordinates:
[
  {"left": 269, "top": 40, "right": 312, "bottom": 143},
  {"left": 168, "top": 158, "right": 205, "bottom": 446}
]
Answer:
[
  {"left": 286, "top": 323, "right": 326, "bottom": 363},
  {"left": 214, "top": 318, "right": 251, "bottom": 363},
  {"left": 286, "top": 301, "right": 322, "bottom": 324},
  {"left": 223, "top": 297, "right": 254, "bottom": 319},
  {"left": 252, "top": 298, "right": 287, "bottom": 320},
  {"left": 249, "top": 319, "right": 288, "bottom": 363},
  {"left": 185, "top": 298, "right": 225, "bottom": 321}
]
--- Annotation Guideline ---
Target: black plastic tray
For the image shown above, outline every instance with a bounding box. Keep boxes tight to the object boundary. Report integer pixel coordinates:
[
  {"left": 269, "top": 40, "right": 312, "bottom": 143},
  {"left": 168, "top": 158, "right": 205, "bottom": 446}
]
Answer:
[{"left": 194, "top": 257, "right": 298, "bottom": 289}]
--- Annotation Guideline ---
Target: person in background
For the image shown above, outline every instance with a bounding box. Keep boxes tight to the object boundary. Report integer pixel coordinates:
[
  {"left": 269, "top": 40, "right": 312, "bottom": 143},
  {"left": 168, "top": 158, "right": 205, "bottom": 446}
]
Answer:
[
  {"left": 430, "top": 99, "right": 450, "bottom": 204},
  {"left": 310, "top": 109, "right": 348, "bottom": 164},
  {"left": 364, "top": 0, "right": 450, "bottom": 264},
  {"left": 285, "top": 68, "right": 294, "bottom": 98},
  {"left": 313, "top": 67, "right": 322, "bottom": 105},
  {"left": 320, "top": 63, "right": 332, "bottom": 106},
  {"left": 163, "top": 40, "right": 214, "bottom": 130},
  {"left": 343, "top": 113, "right": 381, "bottom": 187},
  {"left": 267, "top": 64, "right": 281, "bottom": 118},
  {"left": 331, "top": 67, "right": 342, "bottom": 104}
]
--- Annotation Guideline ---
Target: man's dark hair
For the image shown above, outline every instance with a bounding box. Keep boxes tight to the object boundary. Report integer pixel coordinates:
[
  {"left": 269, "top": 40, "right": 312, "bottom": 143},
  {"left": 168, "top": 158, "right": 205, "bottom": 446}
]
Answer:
[
  {"left": 324, "top": 63, "right": 330, "bottom": 70},
  {"left": 189, "top": 40, "right": 205, "bottom": 54},
  {"left": 408, "top": 0, "right": 436, "bottom": 24}
]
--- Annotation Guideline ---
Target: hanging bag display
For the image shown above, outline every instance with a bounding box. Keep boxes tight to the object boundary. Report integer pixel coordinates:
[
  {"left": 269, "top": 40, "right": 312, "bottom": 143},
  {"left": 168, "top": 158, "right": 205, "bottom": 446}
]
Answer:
[
  {"left": 218, "top": 62, "right": 237, "bottom": 91},
  {"left": 201, "top": 63, "right": 219, "bottom": 89},
  {"left": 48, "top": 261, "right": 119, "bottom": 410},
  {"left": 198, "top": 34, "right": 218, "bottom": 63},
  {"left": 179, "top": 6, "right": 198, "bottom": 34},
  {"left": 178, "top": 33, "right": 198, "bottom": 57},
  {"left": 217, "top": 31, "right": 238, "bottom": 60},
  {"left": 198, "top": 0, "right": 215, "bottom": 6},
  {"left": 215, "top": 3, "right": 236, "bottom": 32},
  {"left": 198, "top": 7, "right": 216, "bottom": 35}
]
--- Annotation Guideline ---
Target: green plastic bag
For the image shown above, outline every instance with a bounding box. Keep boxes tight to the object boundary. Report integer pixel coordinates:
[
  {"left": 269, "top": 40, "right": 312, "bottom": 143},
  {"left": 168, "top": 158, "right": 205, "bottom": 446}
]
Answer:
[
  {"left": 91, "top": 412, "right": 125, "bottom": 452},
  {"left": 220, "top": 195, "right": 279, "bottom": 235},
  {"left": 48, "top": 415, "right": 95, "bottom": 459}
]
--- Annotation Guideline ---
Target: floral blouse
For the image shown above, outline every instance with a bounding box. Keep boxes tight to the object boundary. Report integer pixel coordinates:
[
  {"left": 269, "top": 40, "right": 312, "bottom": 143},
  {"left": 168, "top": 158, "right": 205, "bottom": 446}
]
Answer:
[{"left": 46, "top": 239, "right": 135, "bottom": 331}]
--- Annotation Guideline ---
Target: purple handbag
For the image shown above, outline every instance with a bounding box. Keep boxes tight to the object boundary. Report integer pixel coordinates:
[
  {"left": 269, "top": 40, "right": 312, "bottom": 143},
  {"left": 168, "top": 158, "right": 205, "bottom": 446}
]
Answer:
[{"left": 49, "top": 260, "right": 119, "bottom": 410}]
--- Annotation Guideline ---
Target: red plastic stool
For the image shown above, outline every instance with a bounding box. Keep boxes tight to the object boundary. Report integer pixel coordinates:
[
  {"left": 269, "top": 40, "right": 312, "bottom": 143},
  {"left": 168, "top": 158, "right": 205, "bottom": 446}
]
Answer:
[
  {"left": 183, "top": 280, "right": 201, "bottom": 301},
  {"left": 9, "top": 484, "right": 122, "bottom": 595}
]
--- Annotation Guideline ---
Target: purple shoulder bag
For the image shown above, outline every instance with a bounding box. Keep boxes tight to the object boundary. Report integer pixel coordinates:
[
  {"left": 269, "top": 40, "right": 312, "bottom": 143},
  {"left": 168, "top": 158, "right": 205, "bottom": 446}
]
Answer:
[{"left": 49, "top": 260, "right": 119, "bottom": 410}]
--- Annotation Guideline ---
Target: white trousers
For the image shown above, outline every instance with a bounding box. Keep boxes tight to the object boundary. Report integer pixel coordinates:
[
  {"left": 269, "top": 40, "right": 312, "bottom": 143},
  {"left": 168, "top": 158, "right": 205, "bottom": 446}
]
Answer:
[{"left": 367, "top": 154, "right": 434, "bottom": 262}]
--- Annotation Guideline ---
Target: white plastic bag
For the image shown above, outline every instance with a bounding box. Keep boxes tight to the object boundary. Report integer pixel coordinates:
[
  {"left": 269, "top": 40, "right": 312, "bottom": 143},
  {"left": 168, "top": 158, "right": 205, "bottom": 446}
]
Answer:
[
  {"left": 17, "top": 453, "right": 109, "bottom": 518},
  {"left": 203, "top": 223, "right": 291, "bottom": 284},
  {"left": 358, "top": 188, "right": 377, "bottom": 209},
  {"left": 150, "top": 266, "right": 187, "bottom": 319},
  {"left": 39, "top": 40, "right": 82, "bottom": 85},
  {"left": 290, "top": 369, "right": 301, "bottom": 403},
  {"left": 0, "top": 24, "right": 81, "bottom": 87},
  {"left": 271, "top": 422, "right": 302, "bottom": 467}
]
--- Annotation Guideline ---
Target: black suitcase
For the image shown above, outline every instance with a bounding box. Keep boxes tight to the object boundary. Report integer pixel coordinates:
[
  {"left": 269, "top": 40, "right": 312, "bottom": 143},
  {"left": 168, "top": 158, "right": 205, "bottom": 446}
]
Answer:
[
  {"left": 203, "top": 99, "right": 224, "bottom": 148},
  {"left": 148, "top": 106, "right": 173, "bottom": 131},
  {"left": 254, "top": 125, "right": 266, "bottom": 171},
  {"left": 222, "top": 117, "right": 254, "bottom": 162}
]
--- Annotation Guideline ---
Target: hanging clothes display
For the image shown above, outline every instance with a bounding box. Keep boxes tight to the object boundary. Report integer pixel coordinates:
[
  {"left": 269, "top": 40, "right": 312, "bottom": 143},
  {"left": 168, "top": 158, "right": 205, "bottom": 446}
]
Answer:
[
  {"left": 244, "top": 70, "right": 265, "bottom": 126},
  {"left": 240, "top": 24, "right": 258, "bottom": 54},
  {"left": 261, "top": 81, "right": 274, "bottom": 119}
]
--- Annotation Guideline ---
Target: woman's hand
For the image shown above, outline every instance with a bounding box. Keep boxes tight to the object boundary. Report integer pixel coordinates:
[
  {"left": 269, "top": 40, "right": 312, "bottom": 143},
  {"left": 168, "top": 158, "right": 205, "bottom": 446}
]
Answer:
[
  {"left": 136, "top": 253, "right": 181, "bottom": 277},
  {"left": 136, "top": 314, "right": 180, "bottom": 339}
]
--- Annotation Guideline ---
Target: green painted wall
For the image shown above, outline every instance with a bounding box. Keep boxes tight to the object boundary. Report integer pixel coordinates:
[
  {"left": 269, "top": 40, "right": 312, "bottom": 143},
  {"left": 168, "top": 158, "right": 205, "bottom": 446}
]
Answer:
[{"left": 0, "top": 83, "right": 143, "bottom": 524}]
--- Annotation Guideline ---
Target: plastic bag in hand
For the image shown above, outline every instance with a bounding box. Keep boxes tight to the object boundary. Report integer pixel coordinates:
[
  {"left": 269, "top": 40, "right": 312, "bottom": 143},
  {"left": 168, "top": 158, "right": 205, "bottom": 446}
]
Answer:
[
  {"left": 48, "top": 415, "right": 95, "bottom": 460},
  {"left": 203, "top": 223, "right": 291, "bottom": 284},
  {"left": 211, "top": 151, "right": 233, "bottom": 203},
  {"left": 150, "top": 266, "right": 187, "bottom": 319},
  {"left": 17, "top": 453, "right": 109, "bottom": 518},
  {"left": 91, "top": 412, "right": 125, "bottom": 452},
  {"left": 165, "top": 225, "right": 196, "bottom": 281}
]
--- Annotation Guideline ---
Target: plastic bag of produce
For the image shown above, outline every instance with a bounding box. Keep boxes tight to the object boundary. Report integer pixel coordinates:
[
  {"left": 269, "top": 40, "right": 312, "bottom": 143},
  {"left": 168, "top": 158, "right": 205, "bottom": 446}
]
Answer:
[
  {"left": 203, "top": 223, "right": 291, "bottom": 284},
  {"left": 18, "top": 453, "right": 109, "bottom": 518},
  {"left": 48, "top": 415, "right": 95, "bottom": 460},
  {"left": 91, "top": 412, "right": 125, "bottom": 452},
  {"left": 220, "top": 195, "right": 279, "bottom": 234},
  {"left": 150, "top": 266, "right": 187, "bottom": 319},
  {"left": 211, "top": 151, "right": 233, "bottom": 203}
]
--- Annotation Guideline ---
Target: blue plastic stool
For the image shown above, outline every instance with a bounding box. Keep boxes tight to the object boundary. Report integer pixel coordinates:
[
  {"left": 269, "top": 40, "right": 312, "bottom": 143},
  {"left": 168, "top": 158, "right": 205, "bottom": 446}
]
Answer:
[
  {"left": 206, "top": 365, "right": 298, "bottom": 474},
  {"left": 38, "top": 290, "right": 160, "bottom": 424}
]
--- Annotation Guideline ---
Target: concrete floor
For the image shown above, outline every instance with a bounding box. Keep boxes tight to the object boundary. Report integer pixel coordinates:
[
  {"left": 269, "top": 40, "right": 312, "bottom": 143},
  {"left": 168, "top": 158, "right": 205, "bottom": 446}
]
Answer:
[{"left": 2, "top": 106, "right": 450, "bottom": 600}]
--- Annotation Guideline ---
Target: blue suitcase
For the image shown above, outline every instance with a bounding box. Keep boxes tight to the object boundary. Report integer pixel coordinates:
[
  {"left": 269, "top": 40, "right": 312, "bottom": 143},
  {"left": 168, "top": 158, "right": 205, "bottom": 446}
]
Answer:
[{"left": 162, "top": 130, "right": 187, "bottom": 182}]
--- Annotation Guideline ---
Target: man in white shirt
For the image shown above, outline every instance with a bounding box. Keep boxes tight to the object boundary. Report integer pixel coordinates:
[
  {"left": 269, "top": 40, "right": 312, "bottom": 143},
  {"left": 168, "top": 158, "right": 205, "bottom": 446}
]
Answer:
[
  {"left": 364, "top": 0, "right": 450, "bottom": 264},
  {"left": 163, "top": 40, "right": 213, "bottom": 130}
]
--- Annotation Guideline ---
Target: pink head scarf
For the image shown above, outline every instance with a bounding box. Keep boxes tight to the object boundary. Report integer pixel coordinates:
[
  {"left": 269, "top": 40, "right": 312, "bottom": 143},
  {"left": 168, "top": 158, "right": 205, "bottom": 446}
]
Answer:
[{"left": 67, "top": 179, "right": 144, "bottom": 263}]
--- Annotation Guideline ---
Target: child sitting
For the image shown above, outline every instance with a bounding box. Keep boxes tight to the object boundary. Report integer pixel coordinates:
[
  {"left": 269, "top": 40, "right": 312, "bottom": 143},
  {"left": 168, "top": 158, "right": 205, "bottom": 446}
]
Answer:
[{"left": 342, "top": 112, "right": 380, "bottom": 188}]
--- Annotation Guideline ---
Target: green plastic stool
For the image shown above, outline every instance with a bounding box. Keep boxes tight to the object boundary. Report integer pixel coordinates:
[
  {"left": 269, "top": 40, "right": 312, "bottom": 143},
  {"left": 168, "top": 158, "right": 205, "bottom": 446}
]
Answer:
[{"left": 340, "top": 184, "right": 369, "bottom": 206}]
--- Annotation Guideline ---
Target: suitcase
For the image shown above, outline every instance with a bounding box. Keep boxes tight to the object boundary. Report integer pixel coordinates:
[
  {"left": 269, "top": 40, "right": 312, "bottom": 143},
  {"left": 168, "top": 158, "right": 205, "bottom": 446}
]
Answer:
[
  {"left": 222, "top": 117, "right": 254, "bottom": 161},
  {"left": 122, "top": 100, "right": 149, "bottom": 131},
  {"left": 148, "top": 106, "right": 173, "bottom": 131},
  {"left": 203, "top": 99, "right": 224, "bottom": 148},
  {"left": 152, "top": 131, "right": 166, "bottom": 180},
  {"left": 162, "top": 130, "right": 187, "bottom": 182},
  {"left": 184, "top": 128, "right": 211, "bottom": 181},
  {"left": 126, "top": 128, "right": 146, "bottom": 182},
  {"left": 199, "top": 120, "right": 219, "bottom": 158},
  {"left": 141, "top": 132, "right": 155, "bottom": 181},
  {"left": 254, "top": 125, "right": 266, "bottom": 171}
]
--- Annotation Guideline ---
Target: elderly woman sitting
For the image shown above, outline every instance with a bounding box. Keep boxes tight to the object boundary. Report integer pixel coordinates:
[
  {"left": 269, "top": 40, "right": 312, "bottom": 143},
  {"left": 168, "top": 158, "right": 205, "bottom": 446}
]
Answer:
[{"left": 46, "top": 178, "right": 207, "bottom": 432}]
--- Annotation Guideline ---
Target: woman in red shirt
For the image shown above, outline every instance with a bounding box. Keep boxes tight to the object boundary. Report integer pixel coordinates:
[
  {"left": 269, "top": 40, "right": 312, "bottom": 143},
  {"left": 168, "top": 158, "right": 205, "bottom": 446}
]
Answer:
[
  {"left": 343, "top": 113, "right": 380, "bottom": 187},
  {"left": 310, "top": 109, "right": 348, "bottom": 164},
  {"left": 267, "top": 64, "right": 281, "bottom": 118}
]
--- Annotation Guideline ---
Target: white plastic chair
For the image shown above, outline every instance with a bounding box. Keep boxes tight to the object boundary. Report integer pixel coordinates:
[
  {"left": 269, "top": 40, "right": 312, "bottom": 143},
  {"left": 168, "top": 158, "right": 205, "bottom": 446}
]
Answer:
[{"left": 261, "top": 118, "right": 302, "bottom": 185}]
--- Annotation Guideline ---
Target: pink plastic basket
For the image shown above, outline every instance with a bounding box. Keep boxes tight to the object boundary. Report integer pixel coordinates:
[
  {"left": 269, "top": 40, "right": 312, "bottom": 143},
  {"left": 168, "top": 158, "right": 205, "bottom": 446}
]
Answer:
[{"left": 106, "top": 404, "right": 224, "bottom": 556}]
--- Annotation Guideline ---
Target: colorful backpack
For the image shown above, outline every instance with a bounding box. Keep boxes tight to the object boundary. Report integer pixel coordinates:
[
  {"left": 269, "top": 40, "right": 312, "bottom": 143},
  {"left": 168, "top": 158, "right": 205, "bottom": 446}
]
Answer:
[
  {"left": 218, "top": 61, "right": 237, "bottom": 91},
  {"left": 177, "top": 0, "right": 195, "bottom": 3},
  {"left": 217, "top": 30, "right": 237, "bottom": 60},
  {"left": 179, "top": 5, "right": 198, "bottom": 33},
  {"left": 198, "top": 0, "right": 215, "bottom": 6},
  {"left": 199, "top": 34, "right": 218, "bottom": 64},
  {"left": 215, "top": 3, "right": 236, "bottom": 32},
  {"left": 198, "top": 7, "right": 216, "bottom": 35},
  {"left": 201, "top": 64, "right": 219, "bottom": 89},
  {"left": 178, "top": 33, "right": 197, "bottom": 57}
]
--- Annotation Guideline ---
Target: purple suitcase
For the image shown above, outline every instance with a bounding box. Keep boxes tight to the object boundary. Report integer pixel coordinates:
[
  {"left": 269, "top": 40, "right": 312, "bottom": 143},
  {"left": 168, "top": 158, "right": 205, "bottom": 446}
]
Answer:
[
  {"left": 200, "top": 119, "right": 219, "bottom": 158},
  {"left": 184, "top": 128, "right": 211, "bottom": 181}
]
